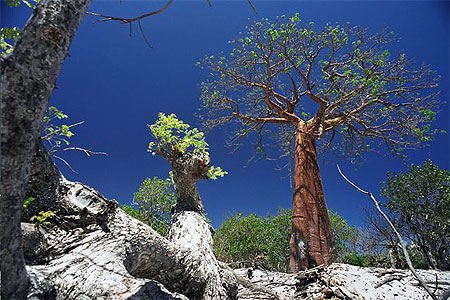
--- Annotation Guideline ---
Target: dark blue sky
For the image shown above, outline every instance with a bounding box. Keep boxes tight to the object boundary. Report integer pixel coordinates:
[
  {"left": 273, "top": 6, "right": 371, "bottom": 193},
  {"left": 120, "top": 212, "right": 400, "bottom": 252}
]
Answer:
[{"left": 2, "top": 1, "right": 449, "bottom": 228}]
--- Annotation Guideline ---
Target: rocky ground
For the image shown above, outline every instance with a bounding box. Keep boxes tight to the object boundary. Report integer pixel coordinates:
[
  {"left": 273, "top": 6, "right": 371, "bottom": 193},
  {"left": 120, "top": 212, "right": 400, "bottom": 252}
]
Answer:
[{"left": 235, "top": 263, "right": 450, "bottom": 300}]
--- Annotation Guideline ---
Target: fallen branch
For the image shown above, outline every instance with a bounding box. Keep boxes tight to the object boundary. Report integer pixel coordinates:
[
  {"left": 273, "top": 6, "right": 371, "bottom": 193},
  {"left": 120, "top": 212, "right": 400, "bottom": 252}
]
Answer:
[
  {"left": 374, "top": 275, "right": 404, "bottom": 288},
  {"left": 377, "top": 269, "right": 407, "bottom": 277},
  {"left": 337, "top": 164, "right": 438, "bottom": 300}
]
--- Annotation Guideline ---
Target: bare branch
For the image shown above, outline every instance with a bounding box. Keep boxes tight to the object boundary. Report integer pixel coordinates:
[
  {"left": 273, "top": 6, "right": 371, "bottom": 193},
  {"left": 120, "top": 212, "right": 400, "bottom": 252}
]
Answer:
[
  {"left": 87, "top": 0, "right": 174, "bottom": 24},
  {"left": 337, "top": 164, "right": 438, "bottom": 300},
  {"left": 53, "top": 155, "right": 78, "bottom": 174},
  {"left": 55, "top": 146, "right": 108, "bottom": 157},
  {"left": 232, "top": 112, "right": 290, "bottom": 124}
]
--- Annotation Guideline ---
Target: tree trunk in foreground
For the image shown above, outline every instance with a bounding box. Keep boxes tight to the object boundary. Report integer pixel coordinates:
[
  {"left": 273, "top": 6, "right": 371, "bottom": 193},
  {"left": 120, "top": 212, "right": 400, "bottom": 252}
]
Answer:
[
  {"left": 290, "top": 130, "right": 335, "bottom": 271},
  {"left": 1, "top": 1, "right": 91, "bottom": 298},
  {"left": 21, "top": 147, "right": 238, "bottom": 299}
]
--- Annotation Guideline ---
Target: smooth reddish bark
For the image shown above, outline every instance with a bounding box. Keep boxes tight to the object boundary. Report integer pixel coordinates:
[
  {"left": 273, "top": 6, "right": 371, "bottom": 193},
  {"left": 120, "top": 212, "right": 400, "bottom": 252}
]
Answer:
[{"left": 290, "top": 130, "right": 335, "bottom": 271}]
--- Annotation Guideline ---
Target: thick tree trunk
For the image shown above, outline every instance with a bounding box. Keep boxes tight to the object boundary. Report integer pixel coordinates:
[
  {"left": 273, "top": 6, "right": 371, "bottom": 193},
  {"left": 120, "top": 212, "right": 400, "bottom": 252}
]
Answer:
[
  {"left": 1, "top": 1, "right": 91, "bottom": 298},
  {"left": 290, "top": 130, "right": 335, "bottom": 271}
]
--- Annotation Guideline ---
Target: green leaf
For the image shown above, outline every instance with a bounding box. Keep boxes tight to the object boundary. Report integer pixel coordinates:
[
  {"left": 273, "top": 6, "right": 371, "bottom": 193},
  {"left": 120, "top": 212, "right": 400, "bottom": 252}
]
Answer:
[{"left": 23, "top": 197, "right": 35, "bottom": 208}]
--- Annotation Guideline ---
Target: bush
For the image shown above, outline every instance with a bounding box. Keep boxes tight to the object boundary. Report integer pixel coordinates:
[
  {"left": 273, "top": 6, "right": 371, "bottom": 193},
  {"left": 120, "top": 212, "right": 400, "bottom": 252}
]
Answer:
[
  {"left": 213, "top": 209, "right": 291, "bottom": 272},
  {"left": 214, "top": 208, "right": 362, "bottom": 271},
  {"left": 342, "top": 252, "right": 369, "bottom": 267},
  {"left": 122, "top": 177, "right": 175, "bottom": 236},
  {"left": 329, "top": 209, "right": 360, "bottom": 261},
  {"left": 381, "top": 160, "right": 450, "bottom": 270}
]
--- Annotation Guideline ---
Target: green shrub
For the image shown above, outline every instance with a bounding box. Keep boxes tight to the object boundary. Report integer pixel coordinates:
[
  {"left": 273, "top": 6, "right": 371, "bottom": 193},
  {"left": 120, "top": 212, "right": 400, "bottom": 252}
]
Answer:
[
  {"left": 342, "top": 252, "right": 369, "bottom": 267},
  {"left": 213, "top": 209, "right": 291, "bottom": 272}
]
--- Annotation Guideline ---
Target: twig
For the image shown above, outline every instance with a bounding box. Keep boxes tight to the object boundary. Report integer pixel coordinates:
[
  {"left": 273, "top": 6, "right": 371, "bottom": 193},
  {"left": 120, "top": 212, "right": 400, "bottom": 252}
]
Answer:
[
  {"left": 218, "top": 262, "right": 285, "bottom": 300},
  {"left": 374, "top": 275, "right": 404, "bottom": 288},
  {"left": 138, "top": 20, "right": 153, "bottom": 48},
  {"left": 41, "top": 121, "right": 85, "bottom": 141},
  {"left": 337, "top": 164, "right": 438, "bottom": 300},
  {"left": 247, "top": 0, "right": 258, "bottom": 14},
  {"left": 53, "top": 155, "right": 78, "bottom": 174},
  {"left": 435, "top": 274, "right": 440, "bottom": 295},
  {"left": 56, "top": 147, "right": 108, "bottom": 157}
]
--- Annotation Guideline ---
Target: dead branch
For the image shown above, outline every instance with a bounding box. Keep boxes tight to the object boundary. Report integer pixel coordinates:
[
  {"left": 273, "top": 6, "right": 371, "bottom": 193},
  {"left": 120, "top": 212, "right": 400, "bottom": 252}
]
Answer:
[
  {"left": 374, "top": 275, "right": 404, "bottom": 288},
  {"left": 337, "top": 164, "right": 438, "bottom": 300},
  {"left": 53, "top": 155, "right": 79, "bottom": 174},
  {"left": 377, "top": 269, "right": 407, "bottom": 277},
  {"left": 56, "top": 146, "right": 108, "bottom": 157},
  {"left": 87, "top": 0, "right": 257, "bottom": 25},
  {"left": 87, "top": 0, "right": 174, "bottom": 24}
]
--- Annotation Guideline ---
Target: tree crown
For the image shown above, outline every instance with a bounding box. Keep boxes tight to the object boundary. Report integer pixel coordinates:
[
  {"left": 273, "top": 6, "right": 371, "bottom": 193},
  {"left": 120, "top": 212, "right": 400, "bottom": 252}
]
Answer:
[
  {"left": 200, "top": 13, "right": 441, "bottom": 159},
  {"left": 148, "top": 113, "right": 227, "bottom": 179}
]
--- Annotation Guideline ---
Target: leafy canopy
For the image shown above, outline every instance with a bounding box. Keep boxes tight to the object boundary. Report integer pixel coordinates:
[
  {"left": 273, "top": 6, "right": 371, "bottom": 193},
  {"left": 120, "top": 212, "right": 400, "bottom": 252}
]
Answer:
[
  {"left": 148, "top": 113, "right": 227, "bottom": 179},
  {"left": 200, "top": 13, "right": 440, "bottom": 161},
  {"left": 148, "top": 113, "right": 208, "bottom": 156}
]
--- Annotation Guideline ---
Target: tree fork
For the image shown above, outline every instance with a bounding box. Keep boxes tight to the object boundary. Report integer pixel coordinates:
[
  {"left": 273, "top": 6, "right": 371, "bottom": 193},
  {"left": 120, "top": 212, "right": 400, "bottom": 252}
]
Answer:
[{"left": 290, "top": 129, "right": 335, "bottom": 271}]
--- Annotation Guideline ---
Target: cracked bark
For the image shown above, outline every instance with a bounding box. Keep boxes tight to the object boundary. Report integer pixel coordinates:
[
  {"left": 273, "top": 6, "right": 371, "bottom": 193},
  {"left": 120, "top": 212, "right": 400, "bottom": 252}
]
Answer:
[{"left": 1, "top": 1, "right": 92, "bottom": 298}]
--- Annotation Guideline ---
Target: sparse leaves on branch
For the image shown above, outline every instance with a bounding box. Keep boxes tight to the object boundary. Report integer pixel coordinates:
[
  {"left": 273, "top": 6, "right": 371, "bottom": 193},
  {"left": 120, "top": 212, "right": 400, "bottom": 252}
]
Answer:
[
  {"left": 0, "top": 27, "right": 21, "bottom": 56},
  {"left": 41, "top": 106, "right": 75, "bottom": 151},
  {"left": 199, "top": 13, "right": 441, "bottom": 161},
  {"left": 30, "top": 210, "right": 55, "bottom": 228},
  {"left": 40, "top": 106, "right": 107, "bottom": 173}
]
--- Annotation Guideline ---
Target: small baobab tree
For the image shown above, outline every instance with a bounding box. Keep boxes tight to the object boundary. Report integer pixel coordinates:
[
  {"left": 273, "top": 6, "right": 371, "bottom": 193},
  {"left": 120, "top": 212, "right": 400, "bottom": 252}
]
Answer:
[{"left": 199, "top": 13, "right": 440, "bottom": 271}]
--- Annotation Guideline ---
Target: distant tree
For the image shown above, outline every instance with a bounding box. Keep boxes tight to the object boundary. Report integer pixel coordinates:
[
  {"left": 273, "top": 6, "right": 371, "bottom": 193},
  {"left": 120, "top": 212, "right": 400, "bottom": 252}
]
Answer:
[
  {"left": 329, "top": 210, "right": 359, "bottom": 261},
  {"left": 122, "top": 177, "right": 176, "bottom": 236},
  {"left": 214, "top": 208, "right": 358, "bottom": 271},
  {"left": 213, "top": 209, "right": 291, "bottom": 272},
  {"left": 200, "top": 13, "right": 439, "bottom": 270},
  {"left": 381, "top": 160, "right": 450, "bottom": 270}
]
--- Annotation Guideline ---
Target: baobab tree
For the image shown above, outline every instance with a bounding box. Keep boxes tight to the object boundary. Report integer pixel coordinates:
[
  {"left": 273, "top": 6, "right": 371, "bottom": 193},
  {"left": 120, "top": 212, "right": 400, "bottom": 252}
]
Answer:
[{"left": 199, "top": 14, "right": 439, "bottom": 271}]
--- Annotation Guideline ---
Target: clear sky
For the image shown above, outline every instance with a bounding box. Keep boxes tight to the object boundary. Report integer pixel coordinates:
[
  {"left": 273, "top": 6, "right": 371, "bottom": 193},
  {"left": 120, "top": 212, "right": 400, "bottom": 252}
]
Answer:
[{"left": 2, "top": 1, "right": 449, "bottom": 228}]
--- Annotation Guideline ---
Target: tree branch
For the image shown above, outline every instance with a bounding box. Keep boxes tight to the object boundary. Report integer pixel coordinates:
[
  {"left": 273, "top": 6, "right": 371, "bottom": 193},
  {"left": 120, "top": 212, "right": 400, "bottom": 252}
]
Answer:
[
  {"left": 232, "top": 112, "right": 290, "bottom": 124},
  {"left": 87, "top": 0, "right": 174, "bottom": 24},
  {"left": 337, "top": 165, "right": 438, "bottom": 300}
]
